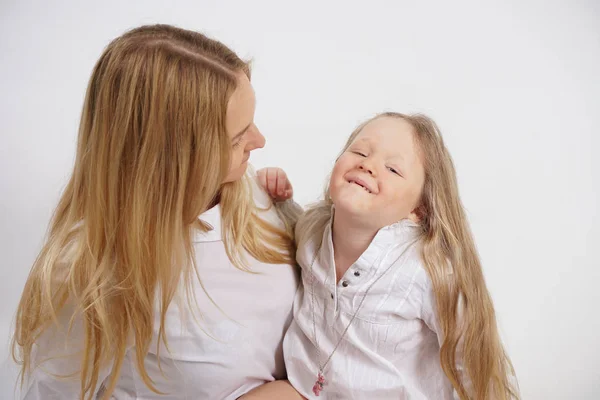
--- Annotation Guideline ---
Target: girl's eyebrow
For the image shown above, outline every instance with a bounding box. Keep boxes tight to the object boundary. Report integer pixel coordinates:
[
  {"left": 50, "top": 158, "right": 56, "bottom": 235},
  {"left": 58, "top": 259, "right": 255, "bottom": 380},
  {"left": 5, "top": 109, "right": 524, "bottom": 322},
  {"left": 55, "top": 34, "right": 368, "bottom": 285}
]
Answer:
[
  {"left": 350, "top": 138, "right": 371, "bottom": 148},
  {"left": 389, "top": 153, "right": 405, "bottom": 162}
]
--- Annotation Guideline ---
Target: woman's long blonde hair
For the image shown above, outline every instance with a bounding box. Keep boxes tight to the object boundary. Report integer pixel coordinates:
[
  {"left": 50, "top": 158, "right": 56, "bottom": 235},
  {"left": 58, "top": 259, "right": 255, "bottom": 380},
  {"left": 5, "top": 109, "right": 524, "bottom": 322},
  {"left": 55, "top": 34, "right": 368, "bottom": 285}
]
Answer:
[
  {"left": 12, "top": 24, "right": 295, "bottom": 400},
  {"left": 296, "top": 112, "right": 519, "bottom": 399}
]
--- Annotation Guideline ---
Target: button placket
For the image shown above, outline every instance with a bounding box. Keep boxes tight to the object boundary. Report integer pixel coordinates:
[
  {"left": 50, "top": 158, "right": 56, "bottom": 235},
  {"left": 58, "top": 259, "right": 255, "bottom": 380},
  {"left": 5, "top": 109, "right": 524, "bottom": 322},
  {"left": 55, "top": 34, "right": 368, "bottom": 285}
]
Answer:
[
  {"left": 338, "top": 267, "right": 363, "bottom": 289},
  {"left": 327, "top": 284, "right": 338, "bottom": 324},
  {"left": 335, "top": 265, "right": 365, "bottom": 318}
]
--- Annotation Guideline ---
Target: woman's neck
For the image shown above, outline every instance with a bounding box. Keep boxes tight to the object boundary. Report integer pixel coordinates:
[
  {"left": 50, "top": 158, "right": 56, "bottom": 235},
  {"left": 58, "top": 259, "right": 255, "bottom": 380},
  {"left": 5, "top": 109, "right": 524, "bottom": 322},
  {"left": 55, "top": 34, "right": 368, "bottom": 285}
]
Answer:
[
  {"left": 332, "top": 211, "right": 378, "bottom": 282},
  {"left": 208, "top": 193, "right": 221, "bottom": 209}
]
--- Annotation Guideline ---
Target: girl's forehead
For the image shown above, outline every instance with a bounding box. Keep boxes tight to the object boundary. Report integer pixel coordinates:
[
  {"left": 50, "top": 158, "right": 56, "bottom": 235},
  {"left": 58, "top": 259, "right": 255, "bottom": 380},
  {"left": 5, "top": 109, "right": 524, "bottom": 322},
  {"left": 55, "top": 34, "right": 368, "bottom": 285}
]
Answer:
[
  {"left": 356, "top": 117, "right": 414, "bottom": 139},
  {"left": 351, "top": 124, "right": 418, "bottom": 158}
]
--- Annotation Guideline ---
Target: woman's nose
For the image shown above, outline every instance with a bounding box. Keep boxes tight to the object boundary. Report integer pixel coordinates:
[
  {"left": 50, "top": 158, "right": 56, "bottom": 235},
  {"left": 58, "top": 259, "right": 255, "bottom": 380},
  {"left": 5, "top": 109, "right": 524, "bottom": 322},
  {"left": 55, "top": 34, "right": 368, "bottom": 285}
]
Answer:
[{"left": 247, "top": 125, "right": 265, "bottom": 150}]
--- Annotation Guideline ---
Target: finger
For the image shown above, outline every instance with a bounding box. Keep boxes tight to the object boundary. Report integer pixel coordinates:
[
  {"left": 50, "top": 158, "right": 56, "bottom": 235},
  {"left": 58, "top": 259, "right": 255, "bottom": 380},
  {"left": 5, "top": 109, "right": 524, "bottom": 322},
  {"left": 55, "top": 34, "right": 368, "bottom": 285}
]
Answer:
[
  {"left": 282, "top": 172, "right": 293, "bottom": 199},
  {"left": 276, "top": 170, "right": 287, "bottom": 196},
  {"left": 284, "top": 186, "right": 293, "bottom": 199},
  {"left": 267, "top": 168, "right": 278, "bottom": 196},
  {"left": 264, "top": 168, "right": 272, "bottom": 194}
]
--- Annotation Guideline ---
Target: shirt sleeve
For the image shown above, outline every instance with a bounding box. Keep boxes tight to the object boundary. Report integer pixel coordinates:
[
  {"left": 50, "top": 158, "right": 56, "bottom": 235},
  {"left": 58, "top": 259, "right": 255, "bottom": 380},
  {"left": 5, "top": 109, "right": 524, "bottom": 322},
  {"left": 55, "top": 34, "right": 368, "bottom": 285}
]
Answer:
[
  {"left": 273, "top": 200, "right": 304, "bottom": 233},
  {"left": 20, "top": 305, "right": 113, "bottom": 400}
]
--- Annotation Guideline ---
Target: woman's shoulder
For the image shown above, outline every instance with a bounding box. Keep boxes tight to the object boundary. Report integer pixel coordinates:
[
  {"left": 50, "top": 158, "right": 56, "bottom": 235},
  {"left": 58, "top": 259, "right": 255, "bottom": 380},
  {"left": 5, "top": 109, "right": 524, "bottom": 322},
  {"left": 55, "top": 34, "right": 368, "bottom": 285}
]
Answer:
[
  {"left": 247, "top": 171, "right": 303, "bottom": 232},
  {"left": 247, "top": 172, "right": 284, "bottom": 227},
  {"left": 248, "top": 171, "right": 274, "bottom": 209}
]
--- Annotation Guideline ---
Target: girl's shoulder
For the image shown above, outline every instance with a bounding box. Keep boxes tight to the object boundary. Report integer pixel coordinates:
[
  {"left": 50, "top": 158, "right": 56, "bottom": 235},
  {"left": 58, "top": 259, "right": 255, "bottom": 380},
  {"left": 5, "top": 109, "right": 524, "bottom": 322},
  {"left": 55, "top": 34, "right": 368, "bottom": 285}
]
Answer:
[{"left": 391, "top": 240, "right": 432, "bottom": 295}]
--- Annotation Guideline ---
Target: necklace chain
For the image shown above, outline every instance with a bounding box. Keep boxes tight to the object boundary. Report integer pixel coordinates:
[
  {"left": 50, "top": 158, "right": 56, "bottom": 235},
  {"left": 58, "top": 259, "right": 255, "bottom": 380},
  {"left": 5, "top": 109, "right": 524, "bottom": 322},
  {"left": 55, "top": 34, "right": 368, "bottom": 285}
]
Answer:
[{"left": 308, "top": 239, "right": 416, "bottom": 375}]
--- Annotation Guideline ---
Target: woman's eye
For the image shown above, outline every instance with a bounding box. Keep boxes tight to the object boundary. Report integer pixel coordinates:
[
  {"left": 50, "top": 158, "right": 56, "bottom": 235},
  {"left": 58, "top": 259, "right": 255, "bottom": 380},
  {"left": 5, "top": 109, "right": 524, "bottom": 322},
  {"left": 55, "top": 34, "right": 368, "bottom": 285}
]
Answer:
[
  {"left": 354, "top": 151, "right": 367, "bottom": 157},
  {"left": 232, "top": 132, "right": 246, "bottom": 148}
]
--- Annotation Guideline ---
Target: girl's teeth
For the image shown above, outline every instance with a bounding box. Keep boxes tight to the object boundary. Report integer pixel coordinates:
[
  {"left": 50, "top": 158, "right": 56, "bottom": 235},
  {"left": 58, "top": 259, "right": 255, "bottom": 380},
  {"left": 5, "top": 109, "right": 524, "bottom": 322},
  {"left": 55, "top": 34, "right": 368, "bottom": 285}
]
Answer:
[{"left": 350, "top": 180, "right": 371, "bottom": 193}]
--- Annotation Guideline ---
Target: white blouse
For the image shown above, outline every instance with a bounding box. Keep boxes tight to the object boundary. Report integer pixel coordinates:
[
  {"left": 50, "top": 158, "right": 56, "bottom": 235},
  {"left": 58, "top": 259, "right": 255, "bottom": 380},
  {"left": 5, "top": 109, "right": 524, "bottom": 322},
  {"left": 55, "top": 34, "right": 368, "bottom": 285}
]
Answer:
[
  {"left": 283, "top": 216, "right": 460, "bottom": 399},
  {"left": 21, "top": 177, "right": 299, "bottom": 400}
]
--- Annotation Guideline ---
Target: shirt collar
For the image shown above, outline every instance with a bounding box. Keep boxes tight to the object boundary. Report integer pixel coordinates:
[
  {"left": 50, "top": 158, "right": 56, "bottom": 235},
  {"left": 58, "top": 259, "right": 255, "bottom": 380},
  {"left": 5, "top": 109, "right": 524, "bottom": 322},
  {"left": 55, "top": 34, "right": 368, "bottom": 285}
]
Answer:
[{"left": 320, "top": 208, "right": 422, "bottom": 274}]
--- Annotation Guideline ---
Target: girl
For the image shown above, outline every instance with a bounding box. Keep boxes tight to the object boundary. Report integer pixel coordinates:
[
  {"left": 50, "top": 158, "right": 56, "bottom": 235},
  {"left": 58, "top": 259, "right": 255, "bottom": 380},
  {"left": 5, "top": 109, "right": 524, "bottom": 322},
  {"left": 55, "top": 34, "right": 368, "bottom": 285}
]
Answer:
[
  {"left": 252, "top": 112, "right": 519, "bottom": 399},
  {"left": 12, "top": 24, "right": 300, "bottom": 400}
]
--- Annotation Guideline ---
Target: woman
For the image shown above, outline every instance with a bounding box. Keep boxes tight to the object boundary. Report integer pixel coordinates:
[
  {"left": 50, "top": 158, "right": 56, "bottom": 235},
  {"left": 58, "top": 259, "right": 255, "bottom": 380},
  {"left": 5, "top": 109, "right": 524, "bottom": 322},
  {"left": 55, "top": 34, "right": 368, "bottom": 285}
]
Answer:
[{"left": 12, "top": 24, "right": 300, "bottom": 400}]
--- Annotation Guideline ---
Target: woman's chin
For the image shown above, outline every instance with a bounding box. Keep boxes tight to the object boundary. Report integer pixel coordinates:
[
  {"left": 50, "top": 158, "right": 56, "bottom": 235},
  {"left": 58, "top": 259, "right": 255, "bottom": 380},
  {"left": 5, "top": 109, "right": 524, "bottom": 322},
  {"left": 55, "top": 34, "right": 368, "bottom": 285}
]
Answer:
[{"left": 223, "top": 162, "right": 249, "bottom": 183}]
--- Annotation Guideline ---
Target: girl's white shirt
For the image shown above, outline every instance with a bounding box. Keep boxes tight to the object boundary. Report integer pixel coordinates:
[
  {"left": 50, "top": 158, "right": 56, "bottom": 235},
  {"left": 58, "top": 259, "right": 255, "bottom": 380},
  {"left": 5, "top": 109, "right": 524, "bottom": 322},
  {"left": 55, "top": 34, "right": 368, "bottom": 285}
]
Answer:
[{"left": 284, "top": 215, "right": 460, "bottom": 400}]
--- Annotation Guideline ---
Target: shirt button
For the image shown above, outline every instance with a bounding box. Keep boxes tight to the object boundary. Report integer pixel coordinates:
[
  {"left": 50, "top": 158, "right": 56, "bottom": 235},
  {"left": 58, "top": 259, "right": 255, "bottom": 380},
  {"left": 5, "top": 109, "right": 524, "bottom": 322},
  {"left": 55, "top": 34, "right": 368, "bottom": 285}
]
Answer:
[
  {"left": 354, "top": 271, "right": 361, "bottom": 277},
  {"left": 342, "top": 280, "right": 349, "bottom": 287},
  {"left": 330, "top": 293, "right": 334, "bottom": 299}
]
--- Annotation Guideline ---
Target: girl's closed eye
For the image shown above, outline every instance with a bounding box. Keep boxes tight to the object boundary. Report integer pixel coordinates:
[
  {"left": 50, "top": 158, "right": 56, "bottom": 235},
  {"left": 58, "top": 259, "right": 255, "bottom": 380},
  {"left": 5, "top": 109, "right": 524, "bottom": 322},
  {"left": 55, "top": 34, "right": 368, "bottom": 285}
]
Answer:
[
  {"left": 387, "top": 166, "right": 402, "bottom": 176},
  {"left": 353, "top": 150, "right": 367, "bottom": 157}
]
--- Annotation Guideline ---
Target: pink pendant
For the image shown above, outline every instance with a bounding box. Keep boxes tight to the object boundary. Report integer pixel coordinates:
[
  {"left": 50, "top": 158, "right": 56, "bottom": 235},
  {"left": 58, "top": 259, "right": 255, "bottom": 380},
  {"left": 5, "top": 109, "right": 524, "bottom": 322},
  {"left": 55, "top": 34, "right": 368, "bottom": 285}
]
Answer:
[{"left": 312, "top": 372, "right": 326, "bottom": 396}]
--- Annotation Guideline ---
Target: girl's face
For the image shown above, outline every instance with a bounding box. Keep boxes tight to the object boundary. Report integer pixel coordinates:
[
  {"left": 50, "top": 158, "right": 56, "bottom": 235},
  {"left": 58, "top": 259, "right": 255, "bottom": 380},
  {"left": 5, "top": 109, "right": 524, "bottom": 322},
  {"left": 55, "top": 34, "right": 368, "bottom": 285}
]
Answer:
[
  {"left": 223, "top": 72, "right": 265, "bottom": 183},
  {"left": 329, "top": 116, "right": 426, "bottom": 229}
]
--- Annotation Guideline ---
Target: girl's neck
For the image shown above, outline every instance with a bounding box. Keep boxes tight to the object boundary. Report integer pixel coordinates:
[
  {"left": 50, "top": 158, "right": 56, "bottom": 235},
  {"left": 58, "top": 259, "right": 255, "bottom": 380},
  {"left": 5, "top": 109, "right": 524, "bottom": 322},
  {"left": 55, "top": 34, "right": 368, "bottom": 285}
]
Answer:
[{"left": 332, "top": 211, "right": 378, "bottom": 282}]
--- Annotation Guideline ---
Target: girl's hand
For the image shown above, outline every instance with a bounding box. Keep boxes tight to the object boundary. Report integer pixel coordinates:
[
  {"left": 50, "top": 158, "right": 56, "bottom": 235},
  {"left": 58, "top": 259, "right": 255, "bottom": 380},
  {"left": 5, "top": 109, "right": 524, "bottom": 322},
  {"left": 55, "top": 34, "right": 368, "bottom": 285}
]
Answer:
[{"left": 257, "top": 167, "right": 293, "bottom": 202}]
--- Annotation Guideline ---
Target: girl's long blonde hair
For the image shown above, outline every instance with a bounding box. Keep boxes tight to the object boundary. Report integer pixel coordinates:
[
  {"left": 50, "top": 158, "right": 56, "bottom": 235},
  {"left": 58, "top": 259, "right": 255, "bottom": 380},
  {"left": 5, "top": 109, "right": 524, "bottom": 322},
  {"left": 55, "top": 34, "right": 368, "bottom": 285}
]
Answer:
[
  {"left": 12, "top": 24, "right": 295, "bottom": 400},
  {"left": 296, "top": 112, "right": 519, "bottom": 399}
]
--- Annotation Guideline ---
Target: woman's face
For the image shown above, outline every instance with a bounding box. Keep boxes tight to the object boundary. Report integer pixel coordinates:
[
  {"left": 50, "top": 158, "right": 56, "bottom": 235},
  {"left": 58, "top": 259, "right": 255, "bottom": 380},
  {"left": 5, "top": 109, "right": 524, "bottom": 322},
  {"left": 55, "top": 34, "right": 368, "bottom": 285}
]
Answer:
[{"left": 223, "top": 71, "right": 265, "bottom": 183}]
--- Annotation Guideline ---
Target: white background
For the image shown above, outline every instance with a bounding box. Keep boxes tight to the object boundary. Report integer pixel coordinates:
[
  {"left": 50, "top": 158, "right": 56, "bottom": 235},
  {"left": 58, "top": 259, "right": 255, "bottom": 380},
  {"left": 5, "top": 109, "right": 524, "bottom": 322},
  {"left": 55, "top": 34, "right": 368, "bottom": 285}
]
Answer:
[{"left": 1, "top": 0, "right": 598, "bottom": 398}]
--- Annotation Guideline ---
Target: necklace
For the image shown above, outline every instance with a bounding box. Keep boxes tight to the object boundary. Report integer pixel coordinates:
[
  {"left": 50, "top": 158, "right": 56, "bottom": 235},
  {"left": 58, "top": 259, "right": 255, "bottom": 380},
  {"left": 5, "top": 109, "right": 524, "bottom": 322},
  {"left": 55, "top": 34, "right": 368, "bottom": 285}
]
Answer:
[{"left": 308, "top": 239, "right": 416, "bottom": 396}]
